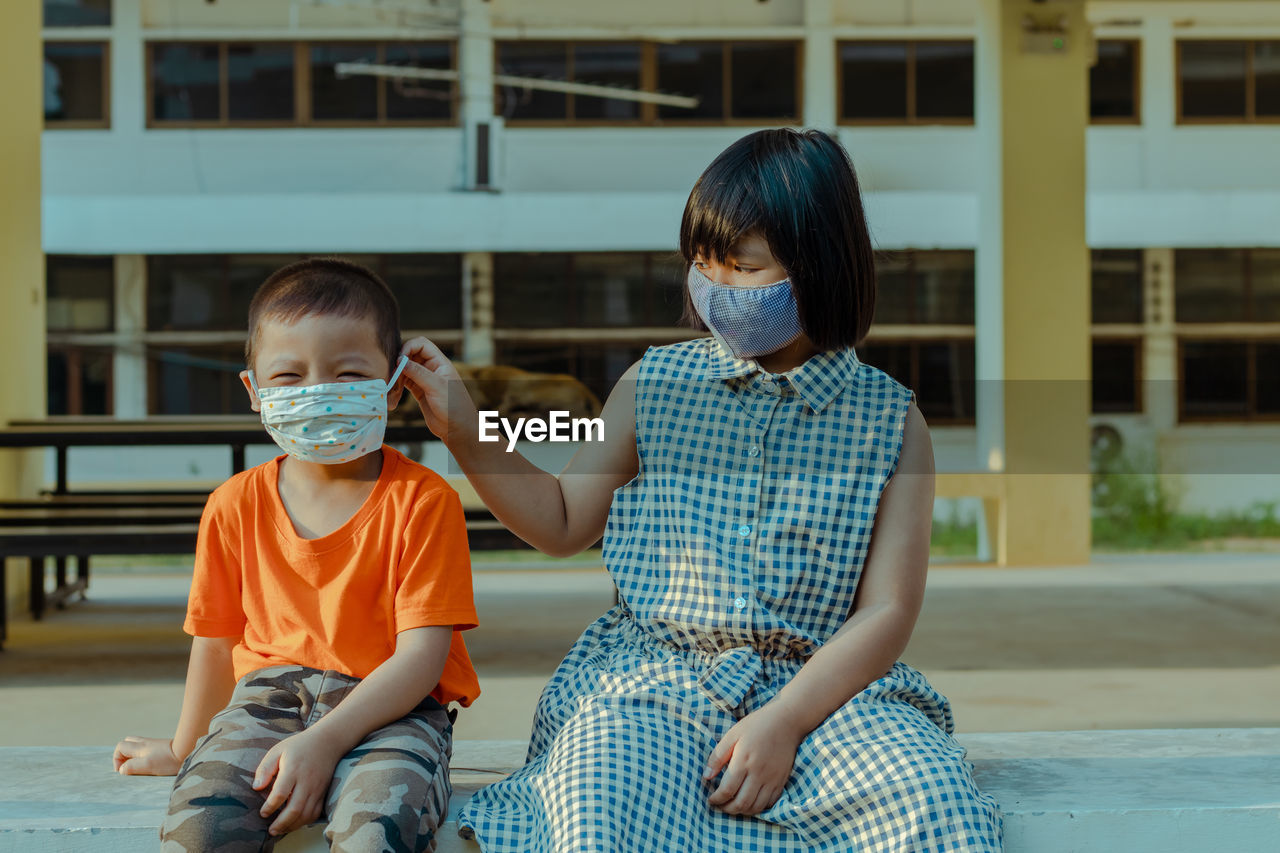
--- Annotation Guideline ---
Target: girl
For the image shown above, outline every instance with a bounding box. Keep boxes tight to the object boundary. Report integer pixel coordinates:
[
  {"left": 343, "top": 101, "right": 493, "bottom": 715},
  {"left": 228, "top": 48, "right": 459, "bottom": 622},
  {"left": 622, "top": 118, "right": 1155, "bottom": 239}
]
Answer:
[{"left": 400, "top": 128, "right": 1004, "bottom": 851}]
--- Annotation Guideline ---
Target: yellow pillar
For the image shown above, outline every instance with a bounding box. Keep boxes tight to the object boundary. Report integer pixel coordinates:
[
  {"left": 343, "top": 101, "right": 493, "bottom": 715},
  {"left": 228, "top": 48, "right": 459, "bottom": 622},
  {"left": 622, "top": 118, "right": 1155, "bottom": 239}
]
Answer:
[
  {"left": 977, "top": 0, "right": 1092, "bottom": 565},
  {"left": 1, "top": 2, "right": 46, "bottom": 616}
]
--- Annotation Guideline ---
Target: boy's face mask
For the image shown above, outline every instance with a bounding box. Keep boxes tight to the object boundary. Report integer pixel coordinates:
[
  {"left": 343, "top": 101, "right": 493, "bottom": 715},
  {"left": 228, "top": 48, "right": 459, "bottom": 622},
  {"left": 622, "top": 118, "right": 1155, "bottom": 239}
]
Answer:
[
  {"left": 247, "top": 355, "right": 409, "bottom": 465},
  {"left": 687, "top": 264, "right": 804, "bottom": 360}
]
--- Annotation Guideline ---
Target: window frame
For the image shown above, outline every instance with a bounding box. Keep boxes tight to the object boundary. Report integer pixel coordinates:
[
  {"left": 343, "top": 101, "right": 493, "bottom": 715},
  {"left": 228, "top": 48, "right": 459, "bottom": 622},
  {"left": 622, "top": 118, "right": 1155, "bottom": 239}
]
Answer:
[
  {"left": 836, "top": 39, "right": 976, "bottom": 127},
  {"left": 1177, "top": 337, "right": 1279, "bottom": 423},
  {"left": 856, "top": 337, "right": 977, "bottom": 426},
  {"left": 1089, "top": 335, "right": 1145, "bottom": 415},
  {"left": 492, "top": 251, "right": 686, "bottom": 329},
  {"left": 145, "top": 39, "right": 459, "bottom": 129},
  {"left": 47, "top": 344, "right": 114, "bottom": 416},
  {"left": 494, "top": 39, "right": 804, "bottom": 127},
  {"left": 1176, "top": 39, "right": 1280, "bottom": 125},
  {"left": 1174, "top": 247, "right": 1278, "bottom": 323},
  {"left": 42, "top": 0, "right": 112, "bottom": 28},
  {"left": 1089, "top": 38, "right": 1142, "bottom": 125},
  {"left": 43, "top": 39, "right": 112, "bottom": 130}
]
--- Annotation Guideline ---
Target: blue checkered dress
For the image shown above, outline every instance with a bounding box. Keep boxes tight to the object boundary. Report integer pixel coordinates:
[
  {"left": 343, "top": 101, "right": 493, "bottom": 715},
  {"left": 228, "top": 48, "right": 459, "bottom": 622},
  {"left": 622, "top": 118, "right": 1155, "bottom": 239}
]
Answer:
[{"left": 458, "top": 337, "right": 1004, "bottom": 851}]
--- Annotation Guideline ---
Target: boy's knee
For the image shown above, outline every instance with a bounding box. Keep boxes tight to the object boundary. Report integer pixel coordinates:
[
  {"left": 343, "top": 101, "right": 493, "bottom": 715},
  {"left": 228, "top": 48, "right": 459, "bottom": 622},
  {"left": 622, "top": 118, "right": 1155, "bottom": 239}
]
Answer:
[
  {"left": 162, "top": 762, "right": 272, "bottom": 852},
  {"left": 326, "top": 753, "right": 451, "bottom": 853}
]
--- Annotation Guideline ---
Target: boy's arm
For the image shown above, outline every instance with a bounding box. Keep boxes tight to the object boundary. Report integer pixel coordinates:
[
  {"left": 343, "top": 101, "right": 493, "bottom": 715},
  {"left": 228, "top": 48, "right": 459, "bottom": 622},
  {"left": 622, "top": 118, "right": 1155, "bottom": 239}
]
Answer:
[
  {"left": 252, "top": 625, "right": 453, "bottom": 837},
  {"left": 114, "top": 634, "right": 239, "bottom": 775},
  {"left": 400, "top": 337, "right": 640, "bottom": 558},
  {"left": 704, "top": 402, "right": 935, "bottom": 816}
]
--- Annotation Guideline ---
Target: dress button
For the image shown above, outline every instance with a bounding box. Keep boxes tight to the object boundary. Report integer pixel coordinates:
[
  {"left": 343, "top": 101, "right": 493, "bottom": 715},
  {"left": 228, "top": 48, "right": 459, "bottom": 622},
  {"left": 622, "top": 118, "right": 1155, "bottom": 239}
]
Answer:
[
  {"left": 734, "top": 597, "right": 747, "bottom": 611},
  {"left": 737, "top": 524, "right": 751, "bottom": 537},
  {"left": 747, "top": 445, "right": 760, "bottom": 457}
]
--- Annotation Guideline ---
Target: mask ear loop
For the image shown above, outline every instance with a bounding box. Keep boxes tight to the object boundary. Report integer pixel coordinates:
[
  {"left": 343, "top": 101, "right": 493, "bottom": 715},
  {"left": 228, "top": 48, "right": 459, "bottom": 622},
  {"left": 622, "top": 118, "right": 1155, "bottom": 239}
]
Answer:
[
  {"left": 387, "top": 354, "right": 409, "bottom": 389},
  {"left": 246, "top": 370, "right": 261, "bottom": 399}
]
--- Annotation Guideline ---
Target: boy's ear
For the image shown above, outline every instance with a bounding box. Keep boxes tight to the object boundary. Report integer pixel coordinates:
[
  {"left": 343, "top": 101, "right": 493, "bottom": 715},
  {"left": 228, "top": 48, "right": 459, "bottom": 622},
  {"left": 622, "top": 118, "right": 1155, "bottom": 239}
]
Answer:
[
  {"left": 239, "top": 370, "right": 261, "bottom": 413},
  {"left": 387, "top": 377, "right": 405, "bottom": 413}
]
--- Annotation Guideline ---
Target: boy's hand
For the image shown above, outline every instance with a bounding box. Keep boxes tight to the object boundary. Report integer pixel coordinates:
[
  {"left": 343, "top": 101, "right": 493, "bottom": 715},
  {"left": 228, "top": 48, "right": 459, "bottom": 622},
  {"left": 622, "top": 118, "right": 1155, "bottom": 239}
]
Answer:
[
  {"left": 253, "top": 728, "right": 345, "bottom": 836},
  {"left": 704, "top": 703, "right": 805, "bottom": 816},
  {"left": 399, "top": 336, "right": 479, "bottom": 445},
  {"left": 113, "top": 736, "right": 182, "bottom": 776}
]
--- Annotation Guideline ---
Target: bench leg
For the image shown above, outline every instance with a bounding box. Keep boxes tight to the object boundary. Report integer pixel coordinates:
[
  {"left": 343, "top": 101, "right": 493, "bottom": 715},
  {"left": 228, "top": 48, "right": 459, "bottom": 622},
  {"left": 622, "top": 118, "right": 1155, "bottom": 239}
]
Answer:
[
  {"left": 29, "top": 556, "right": 45, "bottom": 621},
  {"left": 1, "top": 559, "right": 7, "bottom": 650},
  {"left": 54, "top": 558, "right": 67, "bottom": 609},
  {"left": 77, "top": 555, "right": 90, "bottom": 595}
]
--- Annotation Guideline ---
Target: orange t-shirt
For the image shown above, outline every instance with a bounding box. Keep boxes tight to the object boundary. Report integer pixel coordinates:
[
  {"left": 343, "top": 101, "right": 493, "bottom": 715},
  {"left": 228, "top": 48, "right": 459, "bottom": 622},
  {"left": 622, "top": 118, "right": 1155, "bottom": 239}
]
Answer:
[{"left": 183, "top": 445, "right": 480, "bottom": 707}]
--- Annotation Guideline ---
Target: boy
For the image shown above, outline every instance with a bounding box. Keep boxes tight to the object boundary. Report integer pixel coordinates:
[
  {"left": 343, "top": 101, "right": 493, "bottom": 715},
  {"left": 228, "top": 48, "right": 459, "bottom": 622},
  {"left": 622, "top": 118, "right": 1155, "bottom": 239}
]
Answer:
[{"left": 114, "top": 257, "right": 479, "bottom": 853}]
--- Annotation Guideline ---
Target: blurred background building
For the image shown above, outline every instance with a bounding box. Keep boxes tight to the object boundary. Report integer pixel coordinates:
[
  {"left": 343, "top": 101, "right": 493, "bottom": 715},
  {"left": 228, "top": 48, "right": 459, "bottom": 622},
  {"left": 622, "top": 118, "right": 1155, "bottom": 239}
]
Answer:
[{"left": 35, "top": 0, "right": 1280, "bottom": 519}]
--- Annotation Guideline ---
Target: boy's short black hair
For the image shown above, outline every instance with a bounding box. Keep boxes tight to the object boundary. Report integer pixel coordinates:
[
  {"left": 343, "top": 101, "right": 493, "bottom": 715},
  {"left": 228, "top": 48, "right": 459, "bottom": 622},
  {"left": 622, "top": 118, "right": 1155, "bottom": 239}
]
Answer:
[
  {"left": 678, "top": 128, "right": 877, "bottom": 350},
  {"left": 245, "top": 257, "right": 401, "bottom": 372}
]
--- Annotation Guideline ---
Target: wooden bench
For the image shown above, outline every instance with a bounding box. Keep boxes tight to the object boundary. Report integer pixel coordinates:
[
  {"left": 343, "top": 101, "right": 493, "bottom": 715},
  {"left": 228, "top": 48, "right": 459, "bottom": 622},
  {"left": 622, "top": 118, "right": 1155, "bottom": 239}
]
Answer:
[
  {"left": 2, "top": 729, "right": 1277, "bottom": 851},
  {"left": 0, "top": 494, "right": 529, "bottom": 649}
]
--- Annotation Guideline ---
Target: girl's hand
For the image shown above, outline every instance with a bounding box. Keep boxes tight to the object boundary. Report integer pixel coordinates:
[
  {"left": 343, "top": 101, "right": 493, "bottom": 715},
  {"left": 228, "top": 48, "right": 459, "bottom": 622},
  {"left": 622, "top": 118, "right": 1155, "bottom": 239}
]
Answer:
[
  {"left": 398, "top": 336, "right": 480, "bottom": 445},
  {"left": 704, "top": 703, "right": 806, "bottom": 815},
  {"left": 253, "top": 729, "right": 345, "bottom": 836},
  {"left": 113, "top": 736, "right": 182, "bottom": 776}
]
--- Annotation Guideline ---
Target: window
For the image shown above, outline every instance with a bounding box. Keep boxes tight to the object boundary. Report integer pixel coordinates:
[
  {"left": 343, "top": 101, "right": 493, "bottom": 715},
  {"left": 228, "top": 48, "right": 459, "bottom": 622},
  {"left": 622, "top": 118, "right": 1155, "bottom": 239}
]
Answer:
[
  {"left": 1092, "top": 249, "right": 1144, "bottom": 324},
  {"left": 1178, "top": 40, "right": 1280, "bottom": 122},
  {"left": 43, "top": 0, "right": 110, "bottom": 27},
  {"left": 1092, "top": 340, "right": 1141, "bottom": 414},
  {"left": 839, "top": 41, "right": 974, "bottom": 124},
  {"left": 873, "top": 251, "right": 975, "bottom": 325},
  {"left": 44, "top": 42, "right": 109, "bottom": 127},
  {"left": 147, "top": 344, "right": 251, "bottom": 416},
  {"left": 148, "top": 41, "right": 456, "bottom": 127},
  {"left": 148, "top": 254, "right": 464, "bottom": 332},
  {"left": 47, "top": 255, "right": 114, "bottom": 332},
  {"left": 49, "top": 347, "right": 112, "bottom": 416},
  {"left": 46, "top": 255, "right": 114, "bottom": 416},
  {"left": 338, "top": 254, "right": 464, "bottom": 330},
  {"left": 1090, "top": 250, "right": 1144, "bottom": 413},
  {"left": 858, "top": 340, "right": 976, "bottom": 424},
  {"left": 148, "top": 255, "right": 282, "bottom": 331},
  {"left": 1090, "top": 39, "right": 1140, "bottom": 122},
  {"left": 495, "top": 41, "right": 799, "bottom": 125},
  {"left": 1174, "top": 249, "right": 1280, "bottom": 322},
  {"left": 1180, "top": 340, "right": 1279, "bottom": 421},
  {"left": 493, "top": 253, "right": 685, "bottom": 329},
  {"left": 1174, "top": 249, "right": 1280, "bottom": 422},
  {"left": 311, "top": 42, "right": 454, "bottom": 123},
  {"left": 227, "top": 43, "right": 294, "bottom": 121}
]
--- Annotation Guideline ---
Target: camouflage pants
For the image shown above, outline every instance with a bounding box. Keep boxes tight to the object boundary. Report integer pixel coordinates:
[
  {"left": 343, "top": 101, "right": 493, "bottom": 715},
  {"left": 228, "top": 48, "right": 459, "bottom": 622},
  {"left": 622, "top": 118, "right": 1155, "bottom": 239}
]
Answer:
[{"left": 161, "top": 664, "right": 454, "bottom": 853}]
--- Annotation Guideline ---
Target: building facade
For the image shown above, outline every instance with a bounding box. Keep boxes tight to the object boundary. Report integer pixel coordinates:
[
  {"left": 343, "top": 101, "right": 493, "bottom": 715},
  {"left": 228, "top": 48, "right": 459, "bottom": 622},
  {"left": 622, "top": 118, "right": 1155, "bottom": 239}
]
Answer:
[{"left": 38, "top": 0, "right": 1280, "bottom": 519}]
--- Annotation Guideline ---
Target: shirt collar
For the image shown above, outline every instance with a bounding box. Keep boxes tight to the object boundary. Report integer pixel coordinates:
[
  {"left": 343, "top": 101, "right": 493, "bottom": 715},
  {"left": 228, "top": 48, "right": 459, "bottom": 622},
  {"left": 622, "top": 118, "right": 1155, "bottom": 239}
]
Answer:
[{"left": 702, "top": 336, "right": 862, "bottom": 413}]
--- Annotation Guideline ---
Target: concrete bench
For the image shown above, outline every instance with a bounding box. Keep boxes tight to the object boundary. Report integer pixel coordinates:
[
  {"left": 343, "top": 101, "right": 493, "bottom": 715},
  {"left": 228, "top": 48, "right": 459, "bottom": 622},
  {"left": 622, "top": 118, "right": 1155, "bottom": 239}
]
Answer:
[{"left": 2, "top": 729, "right": 1277, "bottom": 852}]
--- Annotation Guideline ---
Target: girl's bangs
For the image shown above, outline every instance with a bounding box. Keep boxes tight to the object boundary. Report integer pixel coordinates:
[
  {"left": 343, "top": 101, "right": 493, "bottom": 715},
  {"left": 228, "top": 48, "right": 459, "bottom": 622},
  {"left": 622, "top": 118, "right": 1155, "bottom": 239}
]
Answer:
[{"left": 680, "top": 178, "right": 763, "bottom": 264}]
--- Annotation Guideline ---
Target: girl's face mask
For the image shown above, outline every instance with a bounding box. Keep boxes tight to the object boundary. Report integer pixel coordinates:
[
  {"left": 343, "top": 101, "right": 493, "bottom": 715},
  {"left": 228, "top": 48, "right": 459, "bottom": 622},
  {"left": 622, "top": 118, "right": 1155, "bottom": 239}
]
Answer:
[
  {"left": 247, "top": 355, "right": 409, "bottom": 465},
  {"left": 687, "top": 264, "right": 804, "bottom": 360}
]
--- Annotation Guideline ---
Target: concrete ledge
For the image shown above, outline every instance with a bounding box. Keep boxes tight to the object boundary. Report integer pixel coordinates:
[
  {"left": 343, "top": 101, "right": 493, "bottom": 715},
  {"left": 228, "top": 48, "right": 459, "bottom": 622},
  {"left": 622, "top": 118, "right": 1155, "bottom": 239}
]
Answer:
[{"left": 2, "top": 730, "right": 1278, "bottom": 852}]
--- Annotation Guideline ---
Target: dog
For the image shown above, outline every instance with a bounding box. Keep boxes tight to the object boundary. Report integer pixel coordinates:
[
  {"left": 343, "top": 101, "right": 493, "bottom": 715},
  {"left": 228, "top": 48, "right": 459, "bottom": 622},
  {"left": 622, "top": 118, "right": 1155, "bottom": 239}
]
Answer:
[{"left": 451, "top": 363, "right": 603, "bottom": 422}]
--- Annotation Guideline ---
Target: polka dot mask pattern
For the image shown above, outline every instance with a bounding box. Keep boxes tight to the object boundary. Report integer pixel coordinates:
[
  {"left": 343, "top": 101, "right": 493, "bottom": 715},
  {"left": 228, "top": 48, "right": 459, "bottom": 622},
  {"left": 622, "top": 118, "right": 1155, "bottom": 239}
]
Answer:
[{"left": 247, "top": 355, "right": 409, "bottom": 465}]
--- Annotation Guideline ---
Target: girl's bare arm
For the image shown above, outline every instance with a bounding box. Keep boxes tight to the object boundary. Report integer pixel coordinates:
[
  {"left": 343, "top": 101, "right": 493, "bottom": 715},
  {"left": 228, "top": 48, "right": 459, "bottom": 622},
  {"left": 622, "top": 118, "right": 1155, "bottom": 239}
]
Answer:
[
  {"left": 400, "top": 337, "right": 640, "bottom": 558},
  {"left": 763, "top": 401, "right": 935, "bottom": 730}
]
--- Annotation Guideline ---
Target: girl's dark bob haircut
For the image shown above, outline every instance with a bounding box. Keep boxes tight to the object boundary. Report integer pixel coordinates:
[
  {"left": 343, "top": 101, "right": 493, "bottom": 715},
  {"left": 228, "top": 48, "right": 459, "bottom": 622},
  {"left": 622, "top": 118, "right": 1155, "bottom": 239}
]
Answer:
[{"left": 678, "top": 128, "right": 876, "bottom": 350}]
